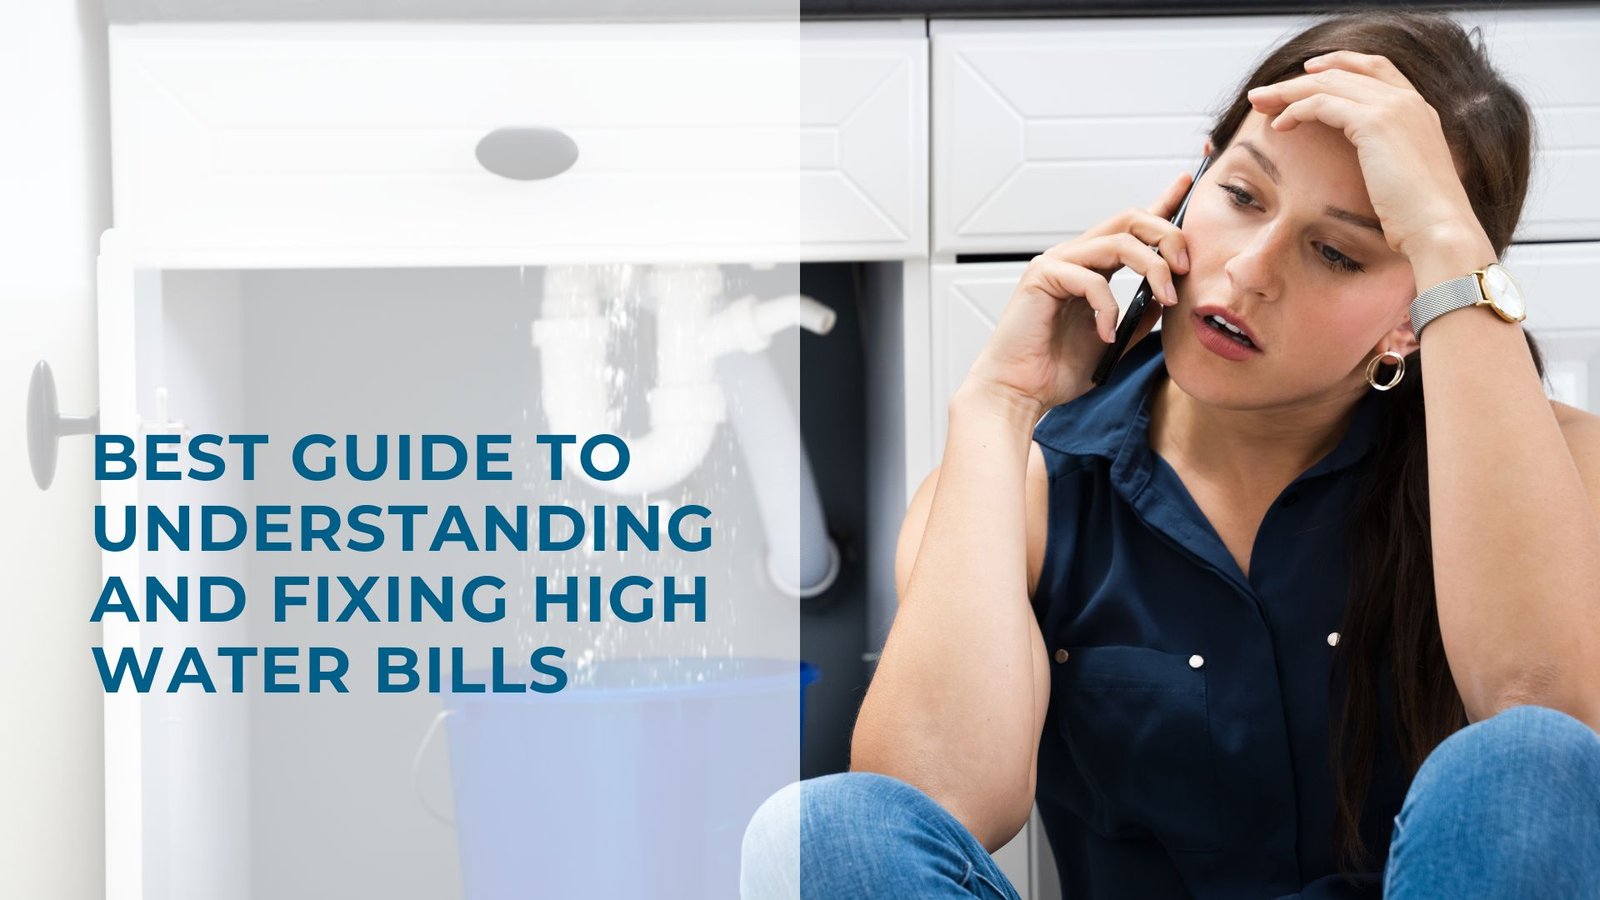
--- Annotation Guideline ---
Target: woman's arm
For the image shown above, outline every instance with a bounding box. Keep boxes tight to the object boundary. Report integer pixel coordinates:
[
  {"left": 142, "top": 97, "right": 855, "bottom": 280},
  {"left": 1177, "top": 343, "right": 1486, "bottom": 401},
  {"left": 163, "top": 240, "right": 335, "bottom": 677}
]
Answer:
[
  {"left": 1239, "top": 50, "right": 1600, "bottom": 729},
  {"left": 1414, "top": 228, "right": 1600, "bottom": 730},
  {"left": 851, "top": 380, "right": 1053, "bottom": 854},
  {"left": 850, "top": 175, "right": 1191, "bottom": 851}
]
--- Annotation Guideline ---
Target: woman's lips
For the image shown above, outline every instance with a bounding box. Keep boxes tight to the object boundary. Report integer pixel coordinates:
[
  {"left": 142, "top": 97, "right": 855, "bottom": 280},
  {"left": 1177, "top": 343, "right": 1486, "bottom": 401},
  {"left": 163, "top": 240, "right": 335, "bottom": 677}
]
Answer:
[{"left": 1191, "top": 310, "right": 1263, "bottom": 362}]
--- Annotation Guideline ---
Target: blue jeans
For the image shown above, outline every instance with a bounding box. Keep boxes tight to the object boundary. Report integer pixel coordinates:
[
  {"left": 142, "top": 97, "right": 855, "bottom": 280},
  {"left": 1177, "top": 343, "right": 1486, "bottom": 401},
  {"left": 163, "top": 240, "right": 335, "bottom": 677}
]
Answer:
[{"left": 739, "top": 705, "right": 1600, "bottom": 898}]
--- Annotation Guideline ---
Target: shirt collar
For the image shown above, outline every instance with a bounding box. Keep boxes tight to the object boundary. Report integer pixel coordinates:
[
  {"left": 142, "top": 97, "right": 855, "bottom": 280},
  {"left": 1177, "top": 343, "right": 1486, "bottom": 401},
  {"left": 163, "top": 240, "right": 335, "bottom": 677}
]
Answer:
[{"left": 1032, "top": 329, "right": 1384, "bottom": 490}]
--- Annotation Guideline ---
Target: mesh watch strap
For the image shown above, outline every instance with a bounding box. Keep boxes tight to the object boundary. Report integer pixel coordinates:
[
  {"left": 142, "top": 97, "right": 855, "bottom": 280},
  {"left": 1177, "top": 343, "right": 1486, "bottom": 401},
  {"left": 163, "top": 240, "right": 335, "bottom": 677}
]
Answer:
[{"left": 1409, "top": 273, "right": 1482, "bottom": 341}]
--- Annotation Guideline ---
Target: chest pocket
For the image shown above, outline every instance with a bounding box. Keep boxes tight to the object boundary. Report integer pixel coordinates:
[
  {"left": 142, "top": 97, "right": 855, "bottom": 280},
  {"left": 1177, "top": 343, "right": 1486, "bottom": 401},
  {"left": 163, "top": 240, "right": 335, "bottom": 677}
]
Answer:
[{"left": 1050, "top": 645, "right": 1223, "bottom": 854}]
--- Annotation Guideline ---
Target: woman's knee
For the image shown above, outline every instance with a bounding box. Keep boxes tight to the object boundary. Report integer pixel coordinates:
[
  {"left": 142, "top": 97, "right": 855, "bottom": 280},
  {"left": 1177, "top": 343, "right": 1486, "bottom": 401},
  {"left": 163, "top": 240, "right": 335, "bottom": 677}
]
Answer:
[
  {"left": 742, "top": 773, "right": 914, "bottom": 900},
  {"left": 742, "top": 780, "right": 805, "bottom": 899},
  {"left": 1401, "top": 704, "right": 1600, "bottom": 842},
  {"left": 1386, "top": 705, "right": 1600, "bottom": 897},
  {"left": 741, "top": 771, "right": 994, "bottom": 899},
  {"left": 1414, "top": 704, "right": 1600, "bottom": 798},
  {"left": 744, "top": 772, "right": 927, "bottom": 857}
]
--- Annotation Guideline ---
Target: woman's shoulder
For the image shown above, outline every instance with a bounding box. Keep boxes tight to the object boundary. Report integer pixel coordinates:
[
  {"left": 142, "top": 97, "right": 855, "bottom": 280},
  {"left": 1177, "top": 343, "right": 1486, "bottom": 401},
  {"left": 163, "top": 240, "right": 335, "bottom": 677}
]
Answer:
[{"left": 1553, "top": 397, "right": 1600, "bottom": 435}]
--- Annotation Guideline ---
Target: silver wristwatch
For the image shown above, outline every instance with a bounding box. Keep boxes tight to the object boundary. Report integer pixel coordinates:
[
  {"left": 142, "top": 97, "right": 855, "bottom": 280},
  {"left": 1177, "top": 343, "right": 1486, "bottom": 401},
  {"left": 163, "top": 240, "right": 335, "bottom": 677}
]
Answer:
[{"left": 1409, "top": 262, "right": 1527, "bottom": 341}]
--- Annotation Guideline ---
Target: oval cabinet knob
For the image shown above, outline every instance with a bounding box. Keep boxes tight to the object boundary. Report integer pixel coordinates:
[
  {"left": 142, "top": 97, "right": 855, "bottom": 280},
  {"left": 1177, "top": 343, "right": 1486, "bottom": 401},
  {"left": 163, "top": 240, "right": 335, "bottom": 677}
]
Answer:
[
  {"left": 27, "top": 360, "right": 98, "bottom": 490},
  {"left": 474, "top": 126, "right": 579, "bottom": 181}
]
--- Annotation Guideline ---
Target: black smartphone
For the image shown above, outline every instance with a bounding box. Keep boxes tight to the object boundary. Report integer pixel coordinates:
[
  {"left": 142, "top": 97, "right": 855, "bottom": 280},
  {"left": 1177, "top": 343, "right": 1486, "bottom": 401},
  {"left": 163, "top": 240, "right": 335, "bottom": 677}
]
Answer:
[{"left": 1089, "top": 153, "right": 1214, "bottom": 387}]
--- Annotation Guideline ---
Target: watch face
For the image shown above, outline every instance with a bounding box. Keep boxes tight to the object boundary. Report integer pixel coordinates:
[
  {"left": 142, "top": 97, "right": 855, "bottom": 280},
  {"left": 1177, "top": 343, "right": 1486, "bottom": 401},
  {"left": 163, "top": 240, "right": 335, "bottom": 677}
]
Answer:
[{"left": 1482, "top": 263, "right": 1526, "bottom": 321}]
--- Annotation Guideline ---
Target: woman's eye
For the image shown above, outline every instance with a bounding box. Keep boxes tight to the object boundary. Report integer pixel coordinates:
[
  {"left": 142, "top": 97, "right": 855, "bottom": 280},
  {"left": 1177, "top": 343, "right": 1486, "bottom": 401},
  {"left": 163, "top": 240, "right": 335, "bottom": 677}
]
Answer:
[
  {"left": 1320, "top": 245, "right": 1365, "bottom": 274},
  {"left": 1219, "top": 184, "right": 1257, "bottom": 209},
  {"left": 1218, "top": 184, "right": 1365, "bottom": 275}
]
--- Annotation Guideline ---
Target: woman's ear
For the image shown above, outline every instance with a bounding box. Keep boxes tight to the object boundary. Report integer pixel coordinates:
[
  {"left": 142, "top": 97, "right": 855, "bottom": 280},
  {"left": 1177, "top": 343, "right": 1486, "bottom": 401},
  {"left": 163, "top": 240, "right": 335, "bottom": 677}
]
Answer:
[
  {"left": 1203, "top": 139, "right": 1215, "bottom": 158},
  {"left": 1381, "top": 316, "right": 1420, "bottom": 358}
]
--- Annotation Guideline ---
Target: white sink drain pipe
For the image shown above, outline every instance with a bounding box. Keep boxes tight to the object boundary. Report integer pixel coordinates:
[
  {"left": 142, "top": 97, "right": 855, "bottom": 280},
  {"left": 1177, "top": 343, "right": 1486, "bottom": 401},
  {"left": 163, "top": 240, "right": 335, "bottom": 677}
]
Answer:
[{"left": 532, "top": 264, "right": 841, "bottom": 599}]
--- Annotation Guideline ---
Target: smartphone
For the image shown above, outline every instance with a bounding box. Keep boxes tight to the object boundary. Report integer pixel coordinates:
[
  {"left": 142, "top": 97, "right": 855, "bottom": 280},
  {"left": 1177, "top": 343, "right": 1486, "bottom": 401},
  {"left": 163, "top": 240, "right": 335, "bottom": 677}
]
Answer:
[{"left": 1089, "top": 153, "right": 1214, "bottom": 387}]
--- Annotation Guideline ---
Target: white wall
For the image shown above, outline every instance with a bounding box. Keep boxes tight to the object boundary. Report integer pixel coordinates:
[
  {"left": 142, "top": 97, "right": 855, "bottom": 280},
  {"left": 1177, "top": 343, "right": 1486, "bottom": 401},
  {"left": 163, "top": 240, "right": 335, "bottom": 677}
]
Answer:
[{"left": 0, "top": 1, "right": 109, "bottom": 897}]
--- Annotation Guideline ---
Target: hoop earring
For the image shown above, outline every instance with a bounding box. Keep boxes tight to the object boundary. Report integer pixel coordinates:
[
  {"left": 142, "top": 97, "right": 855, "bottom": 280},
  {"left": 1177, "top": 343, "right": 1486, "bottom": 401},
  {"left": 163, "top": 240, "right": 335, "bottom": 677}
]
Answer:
[{"left": 1365, "top": 350, "right": 1406, "bottom": 391}]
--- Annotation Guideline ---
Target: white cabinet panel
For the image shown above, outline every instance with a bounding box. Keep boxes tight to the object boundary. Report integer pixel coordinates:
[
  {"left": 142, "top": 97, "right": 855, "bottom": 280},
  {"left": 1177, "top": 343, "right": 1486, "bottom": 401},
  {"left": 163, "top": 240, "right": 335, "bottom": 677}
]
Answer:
[
  {"left": 930, "top": 261, "right": 1018, "bottom": 457},
  {"left": 1506, "top": 241, "right": 1600, "bottom": 413},
  {"left": 110, "top": 21, "right": 926, "bottom": 263},
  {"left": 933, "top": 9, "right": 1600, "bottom": 255},
  {"left": 1456, "top": 10, "right": 1600, "bottom": 245},
  {"left": 802, "top": 24, "right": 928, "bottom": 260},
  {"left": 932, "top": 15, "right": 1303, "bottom": 256}
]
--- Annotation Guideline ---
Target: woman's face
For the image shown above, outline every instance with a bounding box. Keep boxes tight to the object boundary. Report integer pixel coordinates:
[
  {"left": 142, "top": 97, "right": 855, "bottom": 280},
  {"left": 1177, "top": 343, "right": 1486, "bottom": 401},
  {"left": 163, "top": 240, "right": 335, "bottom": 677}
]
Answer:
[{"left": 1163, "top": 108, "right": 1419, "bottom": 411}]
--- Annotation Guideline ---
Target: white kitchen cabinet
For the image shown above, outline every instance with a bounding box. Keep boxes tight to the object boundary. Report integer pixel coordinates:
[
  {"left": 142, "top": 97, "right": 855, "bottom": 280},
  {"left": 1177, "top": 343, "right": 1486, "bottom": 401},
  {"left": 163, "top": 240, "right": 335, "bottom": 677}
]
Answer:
[
  {"left": 932, "top": 8, "right": 1600, "bottom": 256},
  {"left": 97, "top": 250, "right": 825, "bottom": 900},
  {"left": 100, "top": 16, "right": 929, "bottom": 900}
]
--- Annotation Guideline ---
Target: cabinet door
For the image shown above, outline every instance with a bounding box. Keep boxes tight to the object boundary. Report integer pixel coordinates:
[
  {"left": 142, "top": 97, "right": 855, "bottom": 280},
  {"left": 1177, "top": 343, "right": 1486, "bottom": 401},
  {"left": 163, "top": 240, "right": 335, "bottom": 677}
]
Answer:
[
  {"left": 1505, "top": 242, "right": 1600, "bottom": 412},
  {"left": 1453, "top": 9, "right": 1600, "bottom": 244},
  {"left": 98, "top": 241, "right": 255, "bottom": 900},
  {"left": 932, "top": 8, "right": 1600, "bottom": 256},
  {"left": 802, "top": 21, "right": 929, "bottom": 261},
  {"left": 931, "top": 15, "right": 1304, "bottom": 256}
]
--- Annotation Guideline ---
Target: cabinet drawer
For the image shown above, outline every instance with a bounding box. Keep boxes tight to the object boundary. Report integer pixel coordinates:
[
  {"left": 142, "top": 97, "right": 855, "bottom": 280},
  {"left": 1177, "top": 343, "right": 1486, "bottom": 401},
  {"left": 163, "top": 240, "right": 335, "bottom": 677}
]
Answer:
[
  {"left": 932, "top": 9, "right": 1600, "bottom": 255},
  {"left": 109, "top": 21, "right": 926, "bottom": 262}
]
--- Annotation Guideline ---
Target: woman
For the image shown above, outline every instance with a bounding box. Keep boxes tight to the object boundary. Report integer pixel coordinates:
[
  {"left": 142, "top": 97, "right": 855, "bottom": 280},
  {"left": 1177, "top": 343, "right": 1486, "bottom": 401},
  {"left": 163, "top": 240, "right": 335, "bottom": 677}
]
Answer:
[{"left": 744, "top": 11, "right": 1600, "bottom": 899}]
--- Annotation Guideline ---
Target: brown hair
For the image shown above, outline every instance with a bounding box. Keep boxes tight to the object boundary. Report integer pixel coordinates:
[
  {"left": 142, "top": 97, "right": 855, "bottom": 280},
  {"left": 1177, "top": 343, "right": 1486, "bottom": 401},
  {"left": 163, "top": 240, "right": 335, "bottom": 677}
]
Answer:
[{"left": 1204, "top": 10, "right": 1545, "bottom": 876}]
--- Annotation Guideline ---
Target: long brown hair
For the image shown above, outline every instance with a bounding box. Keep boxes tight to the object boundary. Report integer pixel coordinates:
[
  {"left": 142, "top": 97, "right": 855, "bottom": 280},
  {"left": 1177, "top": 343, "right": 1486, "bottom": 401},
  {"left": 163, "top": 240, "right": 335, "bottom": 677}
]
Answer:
[{"left": 1204, "top": 10, "right": 1545, "bottom": 874}]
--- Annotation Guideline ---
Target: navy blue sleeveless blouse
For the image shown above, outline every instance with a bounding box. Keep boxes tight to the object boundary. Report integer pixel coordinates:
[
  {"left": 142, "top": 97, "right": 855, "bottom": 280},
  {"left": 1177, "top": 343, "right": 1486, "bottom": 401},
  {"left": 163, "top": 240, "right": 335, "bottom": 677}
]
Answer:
[{"left": 1029, "top": 330, "right": 1413, "bottom": 899}]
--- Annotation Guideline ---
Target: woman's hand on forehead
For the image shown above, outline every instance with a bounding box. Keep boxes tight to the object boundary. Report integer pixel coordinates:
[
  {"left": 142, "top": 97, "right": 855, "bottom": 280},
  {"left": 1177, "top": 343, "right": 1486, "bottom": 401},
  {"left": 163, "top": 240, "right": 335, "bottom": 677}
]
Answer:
[{"left": 1244, "top": 51, "right": 1486, "bottom": 261}]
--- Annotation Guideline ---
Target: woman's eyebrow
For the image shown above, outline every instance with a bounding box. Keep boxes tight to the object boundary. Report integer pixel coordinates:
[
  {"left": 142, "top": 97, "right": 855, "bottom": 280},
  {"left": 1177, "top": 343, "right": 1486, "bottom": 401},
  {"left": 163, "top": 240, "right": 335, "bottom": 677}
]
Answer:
[{"left": 1232, "top": 139, "right": 1387, "bottom": 239}]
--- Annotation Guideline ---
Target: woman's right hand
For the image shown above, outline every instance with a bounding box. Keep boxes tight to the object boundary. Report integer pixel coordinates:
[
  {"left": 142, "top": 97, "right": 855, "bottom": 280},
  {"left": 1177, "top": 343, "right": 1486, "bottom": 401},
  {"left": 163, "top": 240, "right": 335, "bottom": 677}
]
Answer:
[{"left": 961, "top": 171, "right": 1198, "bottom": 419}]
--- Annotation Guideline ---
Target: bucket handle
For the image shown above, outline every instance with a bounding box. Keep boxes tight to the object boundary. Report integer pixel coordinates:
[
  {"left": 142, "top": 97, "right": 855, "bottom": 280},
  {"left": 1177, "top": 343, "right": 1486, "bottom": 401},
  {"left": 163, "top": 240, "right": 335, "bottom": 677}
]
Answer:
[{"left": 411, "top": 709, "right": 457, "bottom": 827}]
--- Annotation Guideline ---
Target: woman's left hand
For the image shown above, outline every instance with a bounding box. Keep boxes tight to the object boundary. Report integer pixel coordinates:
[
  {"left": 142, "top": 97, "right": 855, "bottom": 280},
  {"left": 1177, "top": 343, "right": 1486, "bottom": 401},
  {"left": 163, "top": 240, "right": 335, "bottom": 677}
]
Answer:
[{"left": 1244, "top": 51, "right": 1487, "bottom": 260}]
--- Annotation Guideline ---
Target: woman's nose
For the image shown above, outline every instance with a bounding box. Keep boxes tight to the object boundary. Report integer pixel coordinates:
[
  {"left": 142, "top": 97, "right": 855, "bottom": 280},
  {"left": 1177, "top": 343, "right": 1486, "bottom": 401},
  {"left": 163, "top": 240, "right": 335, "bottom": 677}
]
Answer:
[{"left": 1224, "top": 224, "right": 1292, "bottom": 301}]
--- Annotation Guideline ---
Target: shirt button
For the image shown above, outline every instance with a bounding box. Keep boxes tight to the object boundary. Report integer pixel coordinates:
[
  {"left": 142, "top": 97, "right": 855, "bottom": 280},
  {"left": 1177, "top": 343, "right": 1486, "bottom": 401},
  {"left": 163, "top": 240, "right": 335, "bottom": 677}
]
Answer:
[
  {"left": 1327, "top": 632, "right": 1341, "bottom": 647},
  {"left": 1054, "top": 648, "right": 1070, "bottom": 664},
  {"left": 1188, "top": 654, "right": 1205, "bottom": 669},
  {"left": 1282, "top": 492, "right": 1301, "bottom": 508}
]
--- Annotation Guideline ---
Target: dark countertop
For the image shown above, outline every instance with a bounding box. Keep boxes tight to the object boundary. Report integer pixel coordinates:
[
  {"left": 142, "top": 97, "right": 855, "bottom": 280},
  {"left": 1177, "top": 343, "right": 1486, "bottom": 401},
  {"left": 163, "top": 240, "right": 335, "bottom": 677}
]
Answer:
[
  {"left": 801, "top": 0, "right": 1592, "bottom": 19},
  {"left": 100, "top": 0, "right": 1598, "bottom": 23}
]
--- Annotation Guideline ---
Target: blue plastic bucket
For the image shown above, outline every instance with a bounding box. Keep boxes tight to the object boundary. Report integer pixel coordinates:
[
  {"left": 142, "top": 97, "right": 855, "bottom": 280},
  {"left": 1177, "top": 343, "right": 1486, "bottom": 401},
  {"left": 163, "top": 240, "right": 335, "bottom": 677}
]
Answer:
[
  {"left": 440, "top": 656, "right": 813, "bottom": 900},
  {"left": 799, "top": 659, "right": 820, "bottom": 743}
]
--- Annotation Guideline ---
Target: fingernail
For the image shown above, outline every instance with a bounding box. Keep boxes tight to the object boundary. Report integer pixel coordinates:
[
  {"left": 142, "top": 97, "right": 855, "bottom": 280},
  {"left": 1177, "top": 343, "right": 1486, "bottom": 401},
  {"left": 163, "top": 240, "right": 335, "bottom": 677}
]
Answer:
[
  {"left": 1179, "top": 248, "right": 1190, "bottom": 271},
  {"left": 1165, "top": 283, "right": 1177, "bottom": 305}
]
